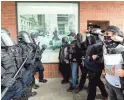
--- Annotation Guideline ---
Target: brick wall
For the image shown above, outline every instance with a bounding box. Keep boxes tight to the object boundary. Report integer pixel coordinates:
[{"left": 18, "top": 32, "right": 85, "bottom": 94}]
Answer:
[
  {"left": 80, "top": 1, "right": 124, "bottom": 33},
  {"left": 1, "top": 1, "right": 17, "bottom": 40},
  {"left": 1, "top": 1, "right": 124, "bottom": 78}
]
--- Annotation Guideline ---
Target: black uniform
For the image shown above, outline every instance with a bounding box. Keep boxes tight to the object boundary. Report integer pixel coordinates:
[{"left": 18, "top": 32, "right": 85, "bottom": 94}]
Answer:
[
  {"left": 30, "top": 33, "right": 47, "bottom": 83},
  {"left": 1, "top": 28, "right": 24, "bottom": 100}
]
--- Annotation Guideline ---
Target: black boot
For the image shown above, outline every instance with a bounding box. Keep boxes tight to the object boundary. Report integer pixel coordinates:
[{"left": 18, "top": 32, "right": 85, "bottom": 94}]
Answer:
[
  {"left": 67, "top": 86, "right": 75, "bottom": 92},
  {"left": 32, "top": 84, "right": 39, "bottom": 89},
  {"left": 75, "top": 87, "right": 83, "bottom": 93},
  {"left": 95, "top": 94, "right": 108, "bottom": 100},
  {"left": 27, "top": 85, "right": 37, "bottom": 97},
  {"left": 39, "top": 79, "right": 47, "bottom": 83},
  {"left": 61, "top": 79, "right": 69, "bottom": 84}
]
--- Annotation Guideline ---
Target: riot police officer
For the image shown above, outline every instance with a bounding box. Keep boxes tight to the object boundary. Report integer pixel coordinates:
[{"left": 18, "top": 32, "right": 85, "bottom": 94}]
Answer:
[
  {"left": 30, "top": 31, "right": 47, "bottom": 83},
  {"left": 59, "top": 37, "right": 71, "bottom": 84},
  {"left": 18, "top": 31, "right": 39, "bottom": 92},
  {"left": 1, "top": 28, "right": 23, "bottom": 100}
]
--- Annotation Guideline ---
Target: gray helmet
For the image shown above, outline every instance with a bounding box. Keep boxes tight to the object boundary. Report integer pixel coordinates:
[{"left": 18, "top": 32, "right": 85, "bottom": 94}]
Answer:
[
  {"left": 18, "top": 31, "right": 33, "bottom": 43},
  {"left": 91, "top": 28, "right": 102, "bottom": 35},
  {"left": 30, "top": 30, "right": 39, "bottom": 44},
  {"left": 1, "top": 27, "right": 15, "bottom": 46}
]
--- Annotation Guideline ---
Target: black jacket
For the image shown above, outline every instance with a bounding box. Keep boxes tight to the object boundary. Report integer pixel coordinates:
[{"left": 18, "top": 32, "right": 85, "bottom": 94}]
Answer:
[
  {"left": 84, "top": 41, "right": 104, "bottom": 72},
  {"left": 68, "top": 40, "right": 77, "bottom": 62}
]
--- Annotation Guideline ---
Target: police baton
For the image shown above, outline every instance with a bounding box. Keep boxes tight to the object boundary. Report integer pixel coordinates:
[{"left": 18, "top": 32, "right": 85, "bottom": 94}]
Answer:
[{"left": 1, "top": 50, "right": 33, "bottom": 99}]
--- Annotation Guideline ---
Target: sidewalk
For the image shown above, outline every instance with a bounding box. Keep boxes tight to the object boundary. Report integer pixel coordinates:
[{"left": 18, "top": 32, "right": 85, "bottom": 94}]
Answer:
[{"left": 29, "top": 78, "right": 107, "bottom": 100}]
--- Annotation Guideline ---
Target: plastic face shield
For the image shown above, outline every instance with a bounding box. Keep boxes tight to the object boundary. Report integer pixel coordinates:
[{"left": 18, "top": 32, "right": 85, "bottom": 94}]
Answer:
[
  {"left": 23, "top": 34, "right": 32, "bottom": 43},
  {"left": 1, "top": 32, "right": 14, "bottom": 46}
]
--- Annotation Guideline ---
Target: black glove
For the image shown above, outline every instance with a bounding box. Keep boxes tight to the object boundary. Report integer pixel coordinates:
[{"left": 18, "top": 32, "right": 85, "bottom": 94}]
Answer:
[{"left": 42, "top": 44, "right": 47, "bottom": 50}]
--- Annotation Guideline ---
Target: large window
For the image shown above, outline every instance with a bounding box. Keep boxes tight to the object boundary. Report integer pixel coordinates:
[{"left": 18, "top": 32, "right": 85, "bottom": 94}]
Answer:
[{"left": 17, "top": 2, "right": 79, "bottom": 63}]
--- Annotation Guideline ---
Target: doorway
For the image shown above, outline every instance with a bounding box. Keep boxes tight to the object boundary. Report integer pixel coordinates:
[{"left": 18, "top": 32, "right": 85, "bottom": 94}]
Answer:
[{"left": 87, "top": 20, "right": 110, "bottom": 30}]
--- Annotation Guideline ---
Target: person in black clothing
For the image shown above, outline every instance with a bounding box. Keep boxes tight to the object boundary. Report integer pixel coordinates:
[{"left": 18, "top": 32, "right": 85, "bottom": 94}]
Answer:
[
  {"left": 30, "top": 32, "right": 47, "bottom": 83},
  {"left": 59, "top": 37, "right": 71, "bottom": 84},
  {"left": 84, "top": 32, "right": 108, "bottom": 100},
  {"left": 74, "top": 33, "right": 88, "bottom": 93}
]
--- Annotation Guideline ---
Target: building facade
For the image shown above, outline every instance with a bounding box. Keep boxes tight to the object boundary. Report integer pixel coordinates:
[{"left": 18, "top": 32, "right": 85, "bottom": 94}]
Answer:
[{"left": 1, "top": 1, "right": 124, "bottom": 78}]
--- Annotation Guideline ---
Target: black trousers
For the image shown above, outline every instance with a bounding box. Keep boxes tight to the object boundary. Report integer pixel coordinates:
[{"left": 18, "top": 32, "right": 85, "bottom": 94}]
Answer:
[
  {"left": 59, "top": 62, "right": 71, "bottom": 82},
  {"left": 78, "top": 67, "right": 88, "bottom": 89},
  {"left": 34, "top": 60, "right": 44, "bottom": 81},
  {"left": 87, "top": 71, "right": 108, "bottom": 100},
  {"left": 77, "top": 58, "right": 88, "bottom": 89}
]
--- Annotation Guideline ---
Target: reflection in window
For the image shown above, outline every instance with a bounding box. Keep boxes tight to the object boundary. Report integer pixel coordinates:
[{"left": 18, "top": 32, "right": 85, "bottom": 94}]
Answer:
[{"left": 19, "top": 14, "right": 76, "bottom": 35}]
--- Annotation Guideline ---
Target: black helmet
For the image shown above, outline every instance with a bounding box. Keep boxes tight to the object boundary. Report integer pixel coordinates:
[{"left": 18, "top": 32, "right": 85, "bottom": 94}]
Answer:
[
  {"left": 62, "top": 37, "right": 68, "bottom": 44},
  {"left": 18, "top": 31, "right": 33, "bottom": 43},
  {"left": 77, "top": 33, "right": 83, "bottom": 43},
  {"left": 1, "top": 27, "right": 15, "bottom": 46}
]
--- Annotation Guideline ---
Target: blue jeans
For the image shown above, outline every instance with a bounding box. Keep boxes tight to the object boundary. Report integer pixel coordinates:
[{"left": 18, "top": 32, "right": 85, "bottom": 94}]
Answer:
[{"left": 71, "top": 62, "right": 78, "bottom": 88}]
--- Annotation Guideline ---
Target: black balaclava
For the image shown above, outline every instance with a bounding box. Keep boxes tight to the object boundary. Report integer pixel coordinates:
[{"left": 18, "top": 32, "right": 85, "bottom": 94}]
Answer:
[
  {"left": 86, "top": 34, "right": 96, "bottom": 45},
  {"left": 62, "top": 37, "right": 68, "bottom": 46},
  {"left": 76, "top": 33, "right": 83, "bottom": 48}
]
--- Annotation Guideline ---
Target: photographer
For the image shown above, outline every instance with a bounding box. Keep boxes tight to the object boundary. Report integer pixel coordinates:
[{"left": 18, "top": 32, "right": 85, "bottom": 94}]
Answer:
[
  {"left": 103, "top": 26, "right": 124, "bottom": 100},
  {"left": 59, "top": 37, "right": 71, "bottom": 84}
]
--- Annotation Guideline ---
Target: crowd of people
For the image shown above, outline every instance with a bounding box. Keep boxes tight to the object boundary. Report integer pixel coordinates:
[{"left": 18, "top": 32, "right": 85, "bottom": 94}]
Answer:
[
  {"left": 1, "top": 25, "right": 124, "bottom": 100},
  {"left": 58, "top": 25, "right": 124, "bottom": 100}
]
